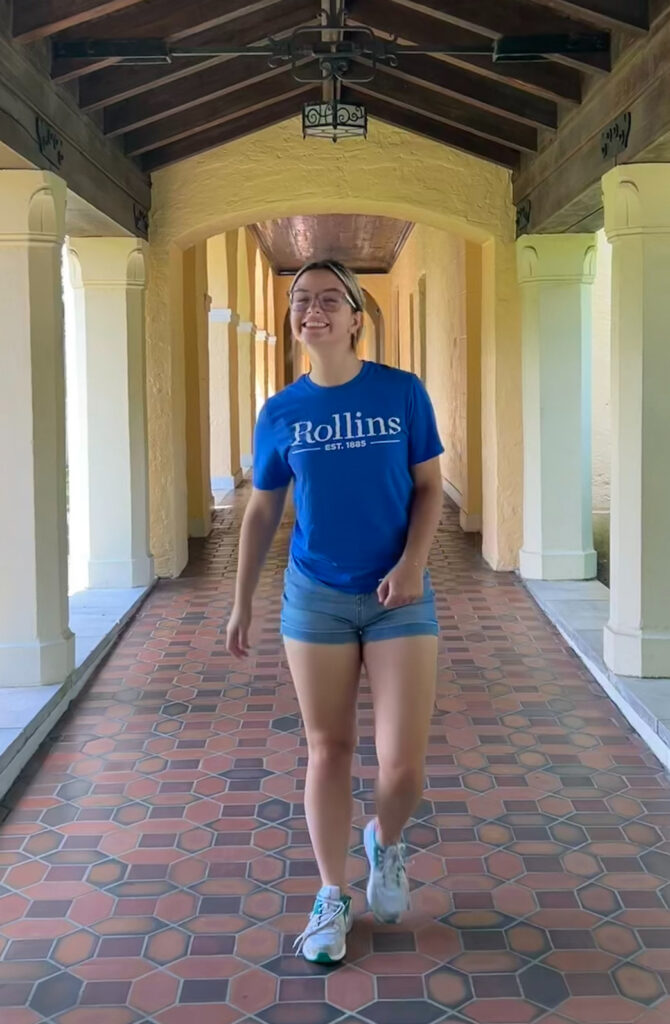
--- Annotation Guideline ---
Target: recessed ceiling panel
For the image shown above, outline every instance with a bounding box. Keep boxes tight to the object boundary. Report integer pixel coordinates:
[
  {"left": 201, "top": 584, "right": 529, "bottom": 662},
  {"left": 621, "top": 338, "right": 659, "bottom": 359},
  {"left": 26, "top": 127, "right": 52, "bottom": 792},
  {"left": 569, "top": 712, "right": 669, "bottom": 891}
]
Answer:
[{"left": 250, "top": 214, "right": 413, "bottom": 273}]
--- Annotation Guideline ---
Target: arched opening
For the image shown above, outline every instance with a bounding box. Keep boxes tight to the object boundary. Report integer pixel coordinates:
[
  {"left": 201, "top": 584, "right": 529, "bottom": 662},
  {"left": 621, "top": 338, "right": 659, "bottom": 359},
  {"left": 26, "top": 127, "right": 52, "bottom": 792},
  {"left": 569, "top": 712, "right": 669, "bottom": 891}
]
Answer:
[
  {"left": 148, "top": 152, "right": 520, "bottom": 576},
  {"left": 196, "top": 215, "right": 484, "bottom": 562}
]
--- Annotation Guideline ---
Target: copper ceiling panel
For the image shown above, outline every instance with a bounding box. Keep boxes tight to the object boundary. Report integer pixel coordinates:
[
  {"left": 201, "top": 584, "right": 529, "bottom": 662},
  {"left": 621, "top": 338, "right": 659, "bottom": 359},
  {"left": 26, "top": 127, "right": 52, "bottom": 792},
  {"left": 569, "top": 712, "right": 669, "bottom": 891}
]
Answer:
[{"left": 249, "top": 214, "right": 414, "bottom": 274}]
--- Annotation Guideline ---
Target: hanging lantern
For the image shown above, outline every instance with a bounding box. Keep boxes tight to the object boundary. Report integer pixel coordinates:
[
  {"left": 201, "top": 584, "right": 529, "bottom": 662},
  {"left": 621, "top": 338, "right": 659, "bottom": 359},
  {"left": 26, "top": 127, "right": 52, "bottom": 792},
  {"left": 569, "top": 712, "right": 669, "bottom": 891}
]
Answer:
[{"left": 302, "top": 100, "right": 367, "bottom": 142}]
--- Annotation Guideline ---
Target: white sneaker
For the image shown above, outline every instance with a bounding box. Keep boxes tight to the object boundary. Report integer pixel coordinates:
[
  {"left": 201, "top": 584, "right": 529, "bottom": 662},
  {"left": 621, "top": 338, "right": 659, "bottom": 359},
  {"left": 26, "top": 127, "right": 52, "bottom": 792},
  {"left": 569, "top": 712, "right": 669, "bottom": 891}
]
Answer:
[
  {"left": 293, "top": 885, "right": 353, "bottom": 963},
  {"left": 364, "top": 819, "right": 410, "bottom": 923}
]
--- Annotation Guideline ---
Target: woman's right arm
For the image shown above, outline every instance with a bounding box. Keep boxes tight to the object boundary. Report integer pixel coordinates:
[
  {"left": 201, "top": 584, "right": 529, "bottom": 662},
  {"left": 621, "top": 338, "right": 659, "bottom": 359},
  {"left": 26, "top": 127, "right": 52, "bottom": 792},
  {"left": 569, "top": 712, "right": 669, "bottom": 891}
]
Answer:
[{"left": 226, "top": 486, "right": 288, "bottom": 658}]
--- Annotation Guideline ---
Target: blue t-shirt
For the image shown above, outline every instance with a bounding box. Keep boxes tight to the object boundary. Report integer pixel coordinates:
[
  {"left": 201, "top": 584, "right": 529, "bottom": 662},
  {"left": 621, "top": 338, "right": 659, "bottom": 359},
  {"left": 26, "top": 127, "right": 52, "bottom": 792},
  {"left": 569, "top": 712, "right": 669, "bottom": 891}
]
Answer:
[{"left": 253, "top": 360, "right": 444, "bottom": 593}]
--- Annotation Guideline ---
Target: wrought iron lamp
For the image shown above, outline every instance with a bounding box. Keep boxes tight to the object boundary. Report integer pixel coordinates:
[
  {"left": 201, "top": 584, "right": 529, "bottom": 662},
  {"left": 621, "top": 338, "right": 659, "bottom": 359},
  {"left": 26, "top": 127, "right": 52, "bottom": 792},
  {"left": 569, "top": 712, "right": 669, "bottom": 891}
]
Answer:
[{"left": 302, "top": 100, "right": 367, "bottom": 142}]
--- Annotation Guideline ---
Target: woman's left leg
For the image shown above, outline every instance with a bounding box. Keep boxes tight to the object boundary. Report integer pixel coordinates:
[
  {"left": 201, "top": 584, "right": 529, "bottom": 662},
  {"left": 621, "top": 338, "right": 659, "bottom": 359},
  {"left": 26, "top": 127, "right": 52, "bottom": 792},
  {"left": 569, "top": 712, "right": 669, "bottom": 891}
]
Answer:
[{"left": 362, "top": 634, "right": 438, "bottom": 846}]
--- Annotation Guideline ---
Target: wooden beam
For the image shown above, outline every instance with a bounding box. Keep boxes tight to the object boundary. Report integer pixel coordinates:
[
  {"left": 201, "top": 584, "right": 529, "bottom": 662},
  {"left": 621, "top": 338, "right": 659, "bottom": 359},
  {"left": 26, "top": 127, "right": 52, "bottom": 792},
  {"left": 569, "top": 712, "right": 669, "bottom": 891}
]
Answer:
[
  {"left": 353, "top": 66, "right": 538, "bottom": 152},
  {"left": 391, "top": 0, "right": 611, "bottom": 73},
  {"left": 124, "top": 68, "right": 309, "bottom": 155},
  {"left": 78, "top": 0, "right": 315, "bottom": 109},
  {"left": 348, "top": 0, "right": 583, "bottom": 103},
  {"left": 343, "top": 87, "right": 521, "bottom": 169},
  {"left": 0, "top": 26, "right": 149, "bottom": 235},
  {"left": 12, "top": 1, "right": 145, "bottom": 43},
  {"left": 376, "top": 55, "right": 558, "bottom": 129},
  {"left": 513, "top": 14, "right": 670, "bottom": 233},
  {"left": 57, "top": 0, "right": 278, "bottom": 39},
  {"left": 527, "top": 1, "right": 648, "bottom": 33},
  {"left": 51, "top": 0, "right": 306, "bottom": 81},
  {"left": 104, "top": 55, "right": 287, "bottom": 135},
  {"left": 142, "top": 88, "right": 318, "bottom": 171}
]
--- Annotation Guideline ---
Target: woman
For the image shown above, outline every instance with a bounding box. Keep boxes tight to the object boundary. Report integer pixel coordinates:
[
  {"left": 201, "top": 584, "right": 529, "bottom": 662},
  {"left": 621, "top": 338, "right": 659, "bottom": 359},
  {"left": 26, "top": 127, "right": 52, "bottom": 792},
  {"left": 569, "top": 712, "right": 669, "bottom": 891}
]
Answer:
[{"left": 226, "top": 259, "right": 444, "bottom": 963}]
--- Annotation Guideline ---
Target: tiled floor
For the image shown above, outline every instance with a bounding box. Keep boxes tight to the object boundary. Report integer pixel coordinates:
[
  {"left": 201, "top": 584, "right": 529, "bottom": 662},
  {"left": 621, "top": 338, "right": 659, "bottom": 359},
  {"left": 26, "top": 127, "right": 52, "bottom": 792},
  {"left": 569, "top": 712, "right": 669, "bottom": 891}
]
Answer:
[{"left": 2, "top": 488, "right": 670, "bottom": 1024}]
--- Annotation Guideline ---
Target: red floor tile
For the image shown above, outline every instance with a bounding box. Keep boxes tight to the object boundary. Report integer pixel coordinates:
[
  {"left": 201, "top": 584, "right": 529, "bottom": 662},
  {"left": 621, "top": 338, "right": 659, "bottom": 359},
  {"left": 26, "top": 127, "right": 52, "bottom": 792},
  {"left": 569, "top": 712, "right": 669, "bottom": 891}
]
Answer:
[{"left": 1, "top": 488, "right": 670, "bottom": 1022}]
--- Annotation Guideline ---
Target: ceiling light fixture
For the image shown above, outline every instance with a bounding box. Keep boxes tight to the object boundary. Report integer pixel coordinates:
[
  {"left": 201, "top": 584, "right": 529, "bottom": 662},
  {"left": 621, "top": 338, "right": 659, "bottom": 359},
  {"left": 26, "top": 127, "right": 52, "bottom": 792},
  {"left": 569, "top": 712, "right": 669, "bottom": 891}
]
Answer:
[{"left": 302, "top": 99, "right": 367, "bottom": 142}]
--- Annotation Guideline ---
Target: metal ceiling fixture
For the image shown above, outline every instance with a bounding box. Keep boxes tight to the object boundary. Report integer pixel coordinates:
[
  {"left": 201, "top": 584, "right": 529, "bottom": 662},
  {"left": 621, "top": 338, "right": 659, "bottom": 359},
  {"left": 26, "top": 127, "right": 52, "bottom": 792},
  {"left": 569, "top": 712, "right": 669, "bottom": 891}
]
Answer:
[
  {"left": 302, "top": 99, "right": 367, "bottom": 142},
  {"left": 53, "top": 21, "right": 611, "bottom": 75},
  {"left": 54, "top": 1, "right": 609, "bottom": 143}
]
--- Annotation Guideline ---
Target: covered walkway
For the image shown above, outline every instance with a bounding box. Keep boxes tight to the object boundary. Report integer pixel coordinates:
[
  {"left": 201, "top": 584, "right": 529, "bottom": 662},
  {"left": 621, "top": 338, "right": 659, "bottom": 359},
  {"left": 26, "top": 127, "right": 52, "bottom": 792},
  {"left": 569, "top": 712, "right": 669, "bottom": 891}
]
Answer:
[{"left": 1, "top": 489, "right": 669, "bottom": 1024}]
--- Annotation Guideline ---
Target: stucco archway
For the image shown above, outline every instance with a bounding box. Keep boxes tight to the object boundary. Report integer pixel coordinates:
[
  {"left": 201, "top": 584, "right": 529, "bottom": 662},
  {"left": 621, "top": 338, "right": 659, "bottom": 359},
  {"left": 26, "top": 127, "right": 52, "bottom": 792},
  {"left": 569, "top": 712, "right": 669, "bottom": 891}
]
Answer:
[{"left": 146, "top": 118, "right": 521, "bottom": 579}]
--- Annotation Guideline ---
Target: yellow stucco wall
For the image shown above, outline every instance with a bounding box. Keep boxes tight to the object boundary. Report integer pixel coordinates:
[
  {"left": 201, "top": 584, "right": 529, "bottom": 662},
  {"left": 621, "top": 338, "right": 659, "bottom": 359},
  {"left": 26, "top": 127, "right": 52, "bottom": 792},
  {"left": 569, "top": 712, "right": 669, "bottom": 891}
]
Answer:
[
  {"left": 147, "top": 115, "right": 521, "bottom": 576},
  {"left": 388, "top": 225, "right": 468, "bottom": 500}
]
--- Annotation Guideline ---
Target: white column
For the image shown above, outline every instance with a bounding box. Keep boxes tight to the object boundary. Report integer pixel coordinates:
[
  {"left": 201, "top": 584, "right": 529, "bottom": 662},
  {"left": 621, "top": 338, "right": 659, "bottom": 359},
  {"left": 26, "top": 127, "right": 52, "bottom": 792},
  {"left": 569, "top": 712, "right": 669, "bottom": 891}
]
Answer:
[
  {"left": 516, "top": 234, "right": 598, "bottom": 580},
  {"left": 237, "top": 320, "right": 256, "bottom": 472},
  {"left": 209, "top": 307, "right": 241, "bottom": 498},
  {"left": 602, "top": 165, "right": 670, "bottom": 677},
  {"left": 69, "top": 237, "right": 154, "bottom": 589},
  {"left": 267, "top": 334, "right": 277, "bottom": 397},
  {"left": 0, "top": 170, "right": 74, "bottom": 686},
  {"left": 255, "top": 328, "right": 268, "bottom": 414}
]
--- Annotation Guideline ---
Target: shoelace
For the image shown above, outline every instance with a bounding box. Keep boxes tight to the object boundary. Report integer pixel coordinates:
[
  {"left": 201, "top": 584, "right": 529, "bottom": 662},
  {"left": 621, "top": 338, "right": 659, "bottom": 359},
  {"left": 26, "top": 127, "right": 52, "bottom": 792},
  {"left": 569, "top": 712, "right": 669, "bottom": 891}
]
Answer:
[
  {"left": 376, "top": 841, "right": 408, "bottom": 888},
  {"left": 293, "top": 895, "right": 346, "bottom": 956}
]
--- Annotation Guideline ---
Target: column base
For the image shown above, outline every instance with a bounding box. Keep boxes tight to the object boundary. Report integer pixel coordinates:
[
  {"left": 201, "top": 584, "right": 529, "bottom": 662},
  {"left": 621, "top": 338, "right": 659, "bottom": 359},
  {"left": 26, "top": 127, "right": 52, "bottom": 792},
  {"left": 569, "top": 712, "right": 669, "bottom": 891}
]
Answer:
[
  {"left": 211, "top": 470, "right": 243, "bottom": 503},
  {"left": 0, "top": 632, "right": 75, "bottom": 687},
  {"left": 460, "top": 509, "right": 482, "bottom": 533},
  {"left": 87, "top": 555, "right": 155, "bottom": 589},
  {"left": 189, "top": 516, "right": 212, "bottom": 538},
  {"left": 604, "top": 624, "right": 670, "bottom": 678},
  {"left": 520, "top": 547, "right": 597, "bottom": 581},
  {"left": 241, "top": 454, "right": 253, "bottom": 472}
]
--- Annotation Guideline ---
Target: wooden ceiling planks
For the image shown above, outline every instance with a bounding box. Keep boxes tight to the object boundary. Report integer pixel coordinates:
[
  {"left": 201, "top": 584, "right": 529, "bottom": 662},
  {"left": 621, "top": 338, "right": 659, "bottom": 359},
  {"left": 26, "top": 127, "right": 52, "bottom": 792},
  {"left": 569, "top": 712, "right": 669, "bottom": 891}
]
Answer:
[
  {"left": 526, "top": 0, "right": 649, "bottom": 32},
  {"left": 78, "top": 1, "right": 316, "bottom": 109},
  {"left": 12, "top": 0, "right": 146, "bottom": 43},
  {"left": 11, "top": 0, "right": 651, "bottom": 172},
  {"left": 367, "top": 0, "right": 611, "bottom": 73}
]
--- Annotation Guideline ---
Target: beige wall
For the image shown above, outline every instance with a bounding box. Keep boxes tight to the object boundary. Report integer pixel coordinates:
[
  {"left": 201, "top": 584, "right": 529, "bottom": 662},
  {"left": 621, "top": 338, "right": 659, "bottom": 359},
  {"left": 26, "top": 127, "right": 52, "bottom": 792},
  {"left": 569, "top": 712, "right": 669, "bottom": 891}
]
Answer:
[{"left": 388, "top": 226, "right": 469, "bottom": 502}]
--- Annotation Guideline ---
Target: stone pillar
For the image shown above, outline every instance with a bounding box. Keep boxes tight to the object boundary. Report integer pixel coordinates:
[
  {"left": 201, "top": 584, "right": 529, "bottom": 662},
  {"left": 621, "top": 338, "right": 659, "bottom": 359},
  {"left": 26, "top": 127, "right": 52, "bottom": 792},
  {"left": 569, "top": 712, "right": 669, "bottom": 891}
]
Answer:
[
  {"left": 516, "top": 234, "right": 598, "bottom": 580},
  {"left": 602, "top": 165, "right": 670, "bottom": 676},
  {"left": 462, "top": 241, "right": 483, "bottom": 534},
  {"left": 70, "top": 237, "right": 154, "bottom": 588},
  {"left": 480, "top": 237, "right": 523, "bottom": 571},
  {"left": 183, "top": 243, "right": 212, "bottom": 538},
  {"left": 0, "top": 170, "right": 74, "bottom": 685},
  {"left": 237, "top": 321, "right": 256, "bottom": 472},
  {"left": 255, "top": 328, "right": 268, "bottom": 412},
  {"left": 209, "top": 308, "right": 241, "bottom": 500},
  {"left": 267, "top": 334, "right": 277, "bottom": 397}
]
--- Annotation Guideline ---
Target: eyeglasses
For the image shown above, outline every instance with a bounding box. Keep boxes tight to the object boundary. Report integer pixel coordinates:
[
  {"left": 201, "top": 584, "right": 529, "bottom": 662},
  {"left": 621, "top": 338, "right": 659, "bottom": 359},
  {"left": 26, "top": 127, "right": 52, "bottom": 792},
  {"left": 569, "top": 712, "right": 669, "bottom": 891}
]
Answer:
[{"left": 288, "top": 289, "right": 357, "bottom": 313}]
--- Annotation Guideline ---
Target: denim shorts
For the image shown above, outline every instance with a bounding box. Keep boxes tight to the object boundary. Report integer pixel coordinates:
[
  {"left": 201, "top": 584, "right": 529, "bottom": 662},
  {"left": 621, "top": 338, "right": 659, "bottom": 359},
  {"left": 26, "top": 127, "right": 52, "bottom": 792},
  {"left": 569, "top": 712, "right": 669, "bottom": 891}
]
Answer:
[{"left": 280, "top": 560, "right": 439, "bottom": 645}]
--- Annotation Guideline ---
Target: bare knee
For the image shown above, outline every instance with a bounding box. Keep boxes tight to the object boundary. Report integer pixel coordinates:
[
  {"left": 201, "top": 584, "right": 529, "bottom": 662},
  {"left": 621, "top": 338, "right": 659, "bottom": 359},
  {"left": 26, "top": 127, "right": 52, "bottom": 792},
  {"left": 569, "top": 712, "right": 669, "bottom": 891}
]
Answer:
[
  {"left": 307, "top": 734, "right": 355, "bottom": 770},
  {"left": 379, "top": 760, "right": 425, "bottom": 799}
]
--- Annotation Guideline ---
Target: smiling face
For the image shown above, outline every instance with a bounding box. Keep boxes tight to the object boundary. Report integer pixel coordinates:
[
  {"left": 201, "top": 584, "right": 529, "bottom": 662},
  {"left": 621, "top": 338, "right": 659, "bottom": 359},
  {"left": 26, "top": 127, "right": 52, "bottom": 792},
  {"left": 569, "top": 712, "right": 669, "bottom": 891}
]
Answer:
[{"left": 290, "top": 268, "right": 362, "bottom": 353}]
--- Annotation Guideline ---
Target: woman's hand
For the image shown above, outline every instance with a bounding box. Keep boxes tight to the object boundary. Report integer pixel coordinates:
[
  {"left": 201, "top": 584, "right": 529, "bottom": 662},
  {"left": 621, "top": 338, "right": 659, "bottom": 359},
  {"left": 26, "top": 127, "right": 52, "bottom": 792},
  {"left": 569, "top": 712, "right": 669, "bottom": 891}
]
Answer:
[
  {"left": 226, "top": 603, "right": 252, "bottom": 659},
  {"left": 377, "top": 558, "right": 424, "bottom": 608}
]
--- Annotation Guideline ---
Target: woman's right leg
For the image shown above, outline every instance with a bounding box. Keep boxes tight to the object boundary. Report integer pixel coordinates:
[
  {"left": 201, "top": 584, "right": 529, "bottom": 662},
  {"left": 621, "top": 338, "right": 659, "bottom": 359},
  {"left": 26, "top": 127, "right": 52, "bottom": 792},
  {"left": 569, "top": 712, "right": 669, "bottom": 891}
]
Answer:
[{"left": 283, "top": 638, "right": 362, "bottom": 889}]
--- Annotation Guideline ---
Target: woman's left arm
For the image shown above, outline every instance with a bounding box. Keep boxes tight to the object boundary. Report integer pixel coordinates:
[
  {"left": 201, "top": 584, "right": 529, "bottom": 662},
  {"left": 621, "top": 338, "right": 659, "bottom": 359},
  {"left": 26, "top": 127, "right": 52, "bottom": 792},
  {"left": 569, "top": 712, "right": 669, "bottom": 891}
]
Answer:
[{"left": 377, "top": 457, "right": 443, "bottom": 608}]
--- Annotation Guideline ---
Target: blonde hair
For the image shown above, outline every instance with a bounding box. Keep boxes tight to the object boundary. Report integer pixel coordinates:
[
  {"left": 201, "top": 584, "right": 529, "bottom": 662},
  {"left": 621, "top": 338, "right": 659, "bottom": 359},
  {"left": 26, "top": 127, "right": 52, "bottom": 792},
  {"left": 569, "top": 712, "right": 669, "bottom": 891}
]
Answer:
[{"left": 291, "top": 259, "right": 365, "bottom": 346}]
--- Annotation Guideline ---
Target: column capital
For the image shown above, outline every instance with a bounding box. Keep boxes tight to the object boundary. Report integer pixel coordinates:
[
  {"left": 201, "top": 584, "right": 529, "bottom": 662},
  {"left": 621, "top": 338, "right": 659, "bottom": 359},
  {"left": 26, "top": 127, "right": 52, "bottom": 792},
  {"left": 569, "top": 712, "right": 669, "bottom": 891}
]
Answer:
[
  {"left": 208, "top": 307, "right": 239, "bottom": 325},
  {"left": 237, "top": 321, "right": 256, "bottom": 335},
  {"left": 267, "top": 334, "right": 277, "bottom": 346},
  {"left": 255, "top": 329, "right": 268, "bottom": 343},
  {"left": 603, "top": 164, "right": 670, "bottom": 240},
  {"left": 0, "top": 169, "right": 66, "bottom": 245},
  {"left": 68, "top": 237, "right": 147, "bottom": 288},
  {"left": 516, "top": 234, "right": 597, "bottom": 285}
]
